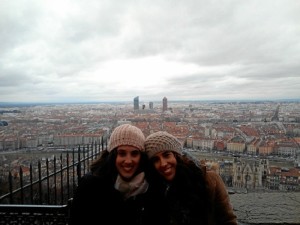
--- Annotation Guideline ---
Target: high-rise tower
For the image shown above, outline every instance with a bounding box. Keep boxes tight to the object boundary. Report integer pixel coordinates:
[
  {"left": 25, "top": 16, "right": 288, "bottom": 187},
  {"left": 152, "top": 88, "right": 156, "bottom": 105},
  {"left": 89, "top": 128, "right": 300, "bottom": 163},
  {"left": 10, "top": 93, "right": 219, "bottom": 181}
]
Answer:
[
  {"left": 133, "top": 96, "right": 139, "bottom": 110},
  {"left": 162, "top": 97, "right": 168, "bottom": 112},
  {"left": 149, "top": 102, "right": 153, "bottom": 109}
]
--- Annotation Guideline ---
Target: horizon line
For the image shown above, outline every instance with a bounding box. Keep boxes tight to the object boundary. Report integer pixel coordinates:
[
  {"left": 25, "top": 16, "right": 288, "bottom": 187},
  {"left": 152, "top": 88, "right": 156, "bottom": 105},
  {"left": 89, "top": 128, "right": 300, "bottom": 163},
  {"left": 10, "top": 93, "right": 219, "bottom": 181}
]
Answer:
[{"left": 1, "top": 98, "right": 300, "bottom": 106}]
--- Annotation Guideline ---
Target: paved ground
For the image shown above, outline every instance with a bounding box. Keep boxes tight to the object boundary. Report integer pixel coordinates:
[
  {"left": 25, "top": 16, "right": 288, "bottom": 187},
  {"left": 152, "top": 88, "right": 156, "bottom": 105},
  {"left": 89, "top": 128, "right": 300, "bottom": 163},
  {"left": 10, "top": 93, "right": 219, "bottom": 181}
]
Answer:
[{"left": 229, "top": 192, "right": 300, "bottom": 224}]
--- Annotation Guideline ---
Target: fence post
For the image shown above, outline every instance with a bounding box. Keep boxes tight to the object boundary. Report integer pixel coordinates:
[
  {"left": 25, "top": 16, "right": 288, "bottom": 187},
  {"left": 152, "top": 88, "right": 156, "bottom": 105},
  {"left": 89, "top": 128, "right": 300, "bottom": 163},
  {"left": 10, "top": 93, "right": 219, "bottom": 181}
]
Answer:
[
  {"left": 19, "top": 167, "right": 24, "bottom": 204},
  {"left": 8, "top": 172, "right": 13, "bottom": 204},
  {"left": 38, "top": 161, "right": 42, "bottom": 204}
]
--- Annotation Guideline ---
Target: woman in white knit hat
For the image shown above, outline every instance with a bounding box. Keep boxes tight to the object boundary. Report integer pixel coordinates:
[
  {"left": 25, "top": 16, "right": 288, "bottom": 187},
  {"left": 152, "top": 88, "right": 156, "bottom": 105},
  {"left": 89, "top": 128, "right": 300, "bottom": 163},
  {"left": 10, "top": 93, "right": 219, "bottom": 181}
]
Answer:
[
  {"left": 70, "top": 124, "right": 155, "bottom": 225},
  {"left": 145, "top": 131, "right": 238, "bottom": 225}
]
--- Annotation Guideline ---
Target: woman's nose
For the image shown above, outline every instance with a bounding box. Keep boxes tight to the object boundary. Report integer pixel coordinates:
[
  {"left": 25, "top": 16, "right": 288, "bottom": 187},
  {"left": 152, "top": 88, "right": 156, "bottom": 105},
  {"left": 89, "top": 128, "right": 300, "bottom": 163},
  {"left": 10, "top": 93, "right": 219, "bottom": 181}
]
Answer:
[
  {"left": 159, "top": 157, "right": 167, "bottom": 166},
  {"left": 124, "top": 155, "right": 133, "bottom": 163}
]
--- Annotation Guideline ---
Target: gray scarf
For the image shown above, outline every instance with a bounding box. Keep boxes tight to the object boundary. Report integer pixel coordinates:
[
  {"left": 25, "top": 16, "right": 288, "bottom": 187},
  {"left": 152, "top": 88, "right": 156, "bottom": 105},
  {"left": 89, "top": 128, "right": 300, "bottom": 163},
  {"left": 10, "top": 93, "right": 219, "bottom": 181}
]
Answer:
[{"left": 114, "top": 172, "right": 149, "bottom": 199}]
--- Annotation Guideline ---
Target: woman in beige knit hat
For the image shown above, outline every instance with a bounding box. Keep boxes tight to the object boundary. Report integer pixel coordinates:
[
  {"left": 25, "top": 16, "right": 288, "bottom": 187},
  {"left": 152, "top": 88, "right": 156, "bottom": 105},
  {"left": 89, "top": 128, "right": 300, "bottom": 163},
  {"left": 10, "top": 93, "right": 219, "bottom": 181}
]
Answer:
[
  {"left": 145, "top": 131, "right": 238, "bottom": 225},
  {"left": 70, "top": 124, "right": 156, "bottom": 225}
]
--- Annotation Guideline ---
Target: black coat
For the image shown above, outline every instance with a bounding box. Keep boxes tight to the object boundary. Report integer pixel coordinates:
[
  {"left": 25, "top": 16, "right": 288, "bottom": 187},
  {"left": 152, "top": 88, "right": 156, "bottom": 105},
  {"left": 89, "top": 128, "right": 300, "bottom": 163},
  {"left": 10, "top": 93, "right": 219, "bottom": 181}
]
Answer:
[{"left": 69, "top": 174, "right": 158, "bottom": 225}]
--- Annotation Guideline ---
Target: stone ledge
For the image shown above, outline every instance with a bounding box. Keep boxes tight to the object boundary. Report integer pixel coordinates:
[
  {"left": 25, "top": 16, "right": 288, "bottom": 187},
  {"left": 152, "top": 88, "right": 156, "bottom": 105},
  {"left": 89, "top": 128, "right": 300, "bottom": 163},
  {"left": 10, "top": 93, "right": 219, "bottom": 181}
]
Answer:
[{"left": 229, "top": 192, "right": 300, "bottom": 225}]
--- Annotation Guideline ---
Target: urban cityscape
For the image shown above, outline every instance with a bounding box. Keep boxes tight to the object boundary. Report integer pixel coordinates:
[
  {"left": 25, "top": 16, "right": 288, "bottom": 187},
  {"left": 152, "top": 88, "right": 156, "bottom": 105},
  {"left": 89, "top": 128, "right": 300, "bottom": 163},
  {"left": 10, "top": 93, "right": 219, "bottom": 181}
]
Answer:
[
  {"left": 1, "top": 0, "right": 299, "bottom": 223},
  {"left": 1, "top": 97, "right": 300, "bottom": 224},
  {"left": 1, "top": 96, "right": 300, "bottom": 193}
]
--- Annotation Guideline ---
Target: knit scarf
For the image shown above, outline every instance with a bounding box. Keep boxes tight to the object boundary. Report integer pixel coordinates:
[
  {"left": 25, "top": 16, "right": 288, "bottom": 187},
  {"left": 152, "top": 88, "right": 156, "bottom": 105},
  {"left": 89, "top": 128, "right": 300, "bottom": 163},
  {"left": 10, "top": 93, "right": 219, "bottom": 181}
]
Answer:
[{"left": 114, "top": 172, "right": 149, "bottom": 199}]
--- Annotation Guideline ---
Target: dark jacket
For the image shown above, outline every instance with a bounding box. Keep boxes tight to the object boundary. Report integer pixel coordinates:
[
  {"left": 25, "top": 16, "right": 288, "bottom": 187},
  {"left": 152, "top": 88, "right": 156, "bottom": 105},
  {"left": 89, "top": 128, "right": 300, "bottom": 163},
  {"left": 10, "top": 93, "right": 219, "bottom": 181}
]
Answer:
[
  {"left": 147, "top": 157, "right": 237, "bottom": 225},
  {"left": 69, "top": 173, "right": 156, "bottom": 225}
]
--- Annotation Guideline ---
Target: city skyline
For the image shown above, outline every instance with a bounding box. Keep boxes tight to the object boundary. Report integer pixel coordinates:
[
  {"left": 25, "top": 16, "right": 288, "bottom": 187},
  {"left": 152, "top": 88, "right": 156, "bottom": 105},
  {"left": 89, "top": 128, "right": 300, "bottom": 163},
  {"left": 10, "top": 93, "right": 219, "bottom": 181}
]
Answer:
[
  {"left": 1, "top": 97, "right": 300, "bottom": 106},
  {"left": 1, "top": 1, "right": 300, "bottom": 103}
]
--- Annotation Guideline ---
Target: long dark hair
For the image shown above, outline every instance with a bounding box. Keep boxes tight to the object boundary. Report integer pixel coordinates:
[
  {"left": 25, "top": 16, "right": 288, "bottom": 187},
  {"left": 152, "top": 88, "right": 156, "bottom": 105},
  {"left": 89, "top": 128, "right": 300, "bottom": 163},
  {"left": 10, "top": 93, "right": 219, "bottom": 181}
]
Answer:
[
  {"left": 146, "top": 151, "right": 209, "bottom": 224},
  {"left": 175, "top": 153, "right": 209, "bottom": 224},
  {"left": 175, "top": 152, "right": 208, "bottom": 195}
]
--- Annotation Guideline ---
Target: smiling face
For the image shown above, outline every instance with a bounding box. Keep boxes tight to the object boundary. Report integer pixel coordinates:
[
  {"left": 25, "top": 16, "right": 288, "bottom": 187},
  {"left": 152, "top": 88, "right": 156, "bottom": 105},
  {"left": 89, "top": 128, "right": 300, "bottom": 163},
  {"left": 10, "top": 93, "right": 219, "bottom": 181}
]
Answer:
[
  {"left": 151, "top": 151, "right": 177, "bottom": 182},
  {"left": 115, "top": 145, "right": 141, "bottom": 181}
]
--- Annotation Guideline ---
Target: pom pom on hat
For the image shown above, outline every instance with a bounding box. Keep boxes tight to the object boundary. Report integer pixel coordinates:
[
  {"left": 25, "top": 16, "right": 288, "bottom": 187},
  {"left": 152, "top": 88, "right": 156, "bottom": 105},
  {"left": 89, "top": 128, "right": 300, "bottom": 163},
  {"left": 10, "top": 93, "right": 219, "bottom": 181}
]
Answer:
[
  {"left": 108, "top": 124, "right": 145, "bottom": 152},
  {"left": 145, "top": 131, "right": 182, "bottom": 158}
]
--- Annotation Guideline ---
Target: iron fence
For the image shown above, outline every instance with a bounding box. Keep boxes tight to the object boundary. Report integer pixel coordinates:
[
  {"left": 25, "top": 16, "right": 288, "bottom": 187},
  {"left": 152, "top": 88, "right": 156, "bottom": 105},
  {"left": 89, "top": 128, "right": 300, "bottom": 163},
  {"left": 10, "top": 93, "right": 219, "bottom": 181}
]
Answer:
[
  {"left": 0, "top": 203, "right": 71, "bottom": 225},
  {"left": 0, "top": 136, "right": 107, "bottom": 205}
]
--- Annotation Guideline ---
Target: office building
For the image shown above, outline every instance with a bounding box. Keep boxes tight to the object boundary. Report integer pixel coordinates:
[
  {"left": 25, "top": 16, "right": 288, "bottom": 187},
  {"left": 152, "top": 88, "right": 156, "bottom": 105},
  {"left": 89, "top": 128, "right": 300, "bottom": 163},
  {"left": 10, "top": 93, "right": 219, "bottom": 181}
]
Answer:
[
  {"left": 149, "top": 102, "right": 153, "bottom": 109},
  {"left": 134, "top": 96, "right": 139, "bottom": 110},
  {"left": 163, "top": 97, "right": 168, "bottom": 112}
]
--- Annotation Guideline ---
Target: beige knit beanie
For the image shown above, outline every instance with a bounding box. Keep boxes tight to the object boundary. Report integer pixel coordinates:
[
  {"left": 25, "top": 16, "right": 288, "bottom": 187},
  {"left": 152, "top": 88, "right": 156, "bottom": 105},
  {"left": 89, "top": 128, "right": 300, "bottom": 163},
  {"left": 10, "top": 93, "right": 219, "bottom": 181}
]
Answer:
[
  {"left": 145, "top": 131, "right": 182, "bottom": 159},
  {"left": 108, "top": 124, "right": 145, "bottom": 152}
]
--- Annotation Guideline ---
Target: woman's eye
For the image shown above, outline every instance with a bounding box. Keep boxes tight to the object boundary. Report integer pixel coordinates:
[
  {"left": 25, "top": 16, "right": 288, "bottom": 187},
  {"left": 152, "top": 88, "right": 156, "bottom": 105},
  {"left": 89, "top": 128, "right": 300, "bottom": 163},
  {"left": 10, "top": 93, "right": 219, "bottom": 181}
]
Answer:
[
  {"left": 118, "top": 152, "right": 126, "bottom": 157},
  {"left": 152, "top": 157, "right": 159, "bottom": 163},
  {"left": 130, "top": 151, "right": 140, "bottom": 157}
]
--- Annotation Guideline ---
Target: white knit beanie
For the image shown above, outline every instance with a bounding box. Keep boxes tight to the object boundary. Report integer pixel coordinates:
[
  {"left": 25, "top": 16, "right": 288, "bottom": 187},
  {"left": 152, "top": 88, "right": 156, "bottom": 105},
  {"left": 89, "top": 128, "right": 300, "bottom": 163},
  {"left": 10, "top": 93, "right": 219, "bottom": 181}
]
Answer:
[
  {"left": 108, "top": 124, "right": 145, "bottom": 152},
  {"left": 145, "top": 131, "right": 182, "bottom": 158}
]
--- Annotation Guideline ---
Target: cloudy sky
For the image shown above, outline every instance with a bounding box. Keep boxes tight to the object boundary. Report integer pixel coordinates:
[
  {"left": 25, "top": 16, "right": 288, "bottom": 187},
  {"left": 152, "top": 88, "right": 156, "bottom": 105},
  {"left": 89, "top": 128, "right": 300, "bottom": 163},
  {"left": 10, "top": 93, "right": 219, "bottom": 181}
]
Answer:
[{"left": 1, "top": 0, "right": 300, "bottom": 103}]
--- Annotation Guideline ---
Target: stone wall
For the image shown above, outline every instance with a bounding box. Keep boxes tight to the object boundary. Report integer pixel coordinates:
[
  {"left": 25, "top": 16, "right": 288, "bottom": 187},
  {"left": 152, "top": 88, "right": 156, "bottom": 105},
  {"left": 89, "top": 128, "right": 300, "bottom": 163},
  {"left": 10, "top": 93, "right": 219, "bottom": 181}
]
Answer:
[{"left": 229, "top": 192, "right": 300, "bottom": 224}]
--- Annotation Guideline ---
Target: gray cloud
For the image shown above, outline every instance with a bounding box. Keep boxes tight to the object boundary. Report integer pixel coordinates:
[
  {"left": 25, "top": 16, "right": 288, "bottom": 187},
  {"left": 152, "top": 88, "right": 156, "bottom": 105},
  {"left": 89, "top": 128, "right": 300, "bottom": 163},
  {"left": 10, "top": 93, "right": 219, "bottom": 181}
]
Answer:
[{"left": 1, "top": 0, "right": 299, "bottom": 103}]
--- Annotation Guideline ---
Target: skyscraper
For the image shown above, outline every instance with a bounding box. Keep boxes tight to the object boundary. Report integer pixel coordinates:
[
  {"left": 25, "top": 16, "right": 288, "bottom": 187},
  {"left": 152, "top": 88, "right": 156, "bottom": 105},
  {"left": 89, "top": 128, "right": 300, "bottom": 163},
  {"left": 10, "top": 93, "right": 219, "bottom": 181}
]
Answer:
[
  {"left": 133, "top": 96, "right": 139, "bottom": 110},
  {"left": 162, "top": 97, "right": 168, "bottom": 112},
  {"left": 149, "top": 102, "right": 153, "bottom": 109}
]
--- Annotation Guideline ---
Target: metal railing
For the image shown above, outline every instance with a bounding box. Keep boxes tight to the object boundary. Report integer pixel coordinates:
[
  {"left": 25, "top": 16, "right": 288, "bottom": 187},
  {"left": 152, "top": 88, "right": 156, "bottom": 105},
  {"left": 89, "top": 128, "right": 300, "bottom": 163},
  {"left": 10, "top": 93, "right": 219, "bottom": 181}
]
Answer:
[
  {"left": 0, "top": 136, "right": 107, "bottom": 225},
  {"left": 0, "top": 202, "right": 72, "bottom": 225}
]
